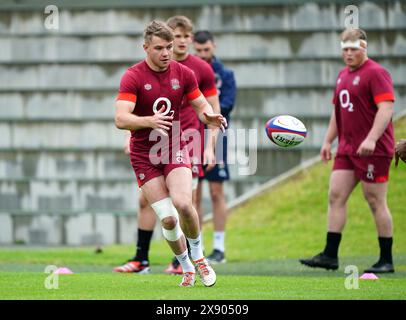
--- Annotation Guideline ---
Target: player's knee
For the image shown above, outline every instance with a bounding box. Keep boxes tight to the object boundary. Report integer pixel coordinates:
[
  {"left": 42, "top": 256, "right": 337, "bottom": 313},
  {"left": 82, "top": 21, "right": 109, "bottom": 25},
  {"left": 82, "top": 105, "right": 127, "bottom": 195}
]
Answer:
[
  {"left": 364, "top": 192, "right": 381, "bottom": 213},
  {"left": 161, "top": 216, "right": 177, "bottom": 230},
  {"left": 172, "top": 198, "right": 193, "bottom": 215},
  {"left": 210, "top": 189, "right": 224, "bottom": 204},
  {"left": 328, "top": 188, "right": 346, "bottom": 205},
  {"left": 150, "top": 197, "right": 184, "bottom": 241},
  {"left": 161, "top": 221, "right": 183, "bottom": 242},
  {"left": 139, "top": 195, "right": 149, "bottom": 210},
  {"left": 150, "top": 197, "right": 179, "bottom": 221}
]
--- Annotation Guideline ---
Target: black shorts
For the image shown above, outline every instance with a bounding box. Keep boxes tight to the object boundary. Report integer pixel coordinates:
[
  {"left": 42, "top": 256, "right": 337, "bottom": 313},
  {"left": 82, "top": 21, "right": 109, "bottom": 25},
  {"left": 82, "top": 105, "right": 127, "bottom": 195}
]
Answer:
[{"left": 202, "top": 163, "right": 230, "bottom": 182}]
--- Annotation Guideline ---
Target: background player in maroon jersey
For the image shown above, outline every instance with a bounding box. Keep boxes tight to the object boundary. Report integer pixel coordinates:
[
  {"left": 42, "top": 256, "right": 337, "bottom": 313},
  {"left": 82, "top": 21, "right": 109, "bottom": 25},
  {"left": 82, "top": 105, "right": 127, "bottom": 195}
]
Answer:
[
  {"left": 115, "top": 20, "right": 226, "bottom": 286},
  {"left": 114, "top": 17, "right": 220, "bottom": 276},
  {"left": 164, "top": 15, "right": 221, "bottom": 274},
  {"left": 300, "top": 29, "right": 396, "bottom": 273}
]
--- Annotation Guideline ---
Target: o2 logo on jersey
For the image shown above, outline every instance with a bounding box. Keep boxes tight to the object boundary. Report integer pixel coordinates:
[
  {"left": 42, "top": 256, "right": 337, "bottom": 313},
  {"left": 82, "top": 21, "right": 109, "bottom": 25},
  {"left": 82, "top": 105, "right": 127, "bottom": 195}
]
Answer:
[
  {"left": 152, "top": 97, "right": 174, "bottom": 116},
  {"left": 339, "top": 89, "right": 354, "bottom": 112}
]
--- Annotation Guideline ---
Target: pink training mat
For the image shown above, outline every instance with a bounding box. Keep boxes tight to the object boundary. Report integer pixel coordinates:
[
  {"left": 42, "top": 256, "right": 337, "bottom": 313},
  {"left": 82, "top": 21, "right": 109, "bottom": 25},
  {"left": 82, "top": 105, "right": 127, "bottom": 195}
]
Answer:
[
  {"left": 54, "top": 267, "right": 74, "bottom": 274},
  {"left": 360, "top": 273, "right": 379, "bottom": 280}
]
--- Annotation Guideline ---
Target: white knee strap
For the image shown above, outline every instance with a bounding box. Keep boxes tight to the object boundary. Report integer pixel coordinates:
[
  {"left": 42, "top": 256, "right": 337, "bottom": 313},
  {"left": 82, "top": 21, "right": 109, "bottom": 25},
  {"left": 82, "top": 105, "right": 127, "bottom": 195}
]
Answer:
[
  {"left": 150, "top": 197, "right": 179, "bottom": 221},
  {"left": 151, "top": 197, "right": 183, "bottom": 242},
  {"left": 161, "top": 223, "right": 183, "bottom": 242}
]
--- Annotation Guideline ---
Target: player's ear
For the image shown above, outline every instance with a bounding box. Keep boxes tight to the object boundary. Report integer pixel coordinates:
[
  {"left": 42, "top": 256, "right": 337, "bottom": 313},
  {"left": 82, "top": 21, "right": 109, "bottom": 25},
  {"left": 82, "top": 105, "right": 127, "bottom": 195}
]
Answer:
[{"left": 143, "top": 42, "right": 149, "bottom": 52}]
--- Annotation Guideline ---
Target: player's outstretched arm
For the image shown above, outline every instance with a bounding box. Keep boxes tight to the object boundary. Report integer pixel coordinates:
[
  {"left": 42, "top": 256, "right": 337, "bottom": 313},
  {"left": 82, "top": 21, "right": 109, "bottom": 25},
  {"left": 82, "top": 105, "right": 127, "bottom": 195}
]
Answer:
[
  {"left": 115, "top": 100, "right": 173, "bottom": 134},
  {"left": 204, "top": 94, "right": 222, "bottom": 171},
  {"left": 357, "top": 101, "right": 394, "bottom": 156},
  {"left": 190, "top": 94, "right": 227, "bottom": 132},
  {"left": 320, "top": 109, "right": 338, "bottom": 163}
]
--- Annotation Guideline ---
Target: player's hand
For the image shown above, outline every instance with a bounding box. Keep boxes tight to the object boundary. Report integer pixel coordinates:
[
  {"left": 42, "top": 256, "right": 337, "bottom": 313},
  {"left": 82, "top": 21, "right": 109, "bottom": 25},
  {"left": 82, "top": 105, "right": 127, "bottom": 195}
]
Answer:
[
  {"left": 357, "top": 138, "right": 376, "bottom": 156},
  {"left": 203, "top": 148, "right": 216, "bottom": 172},
  {"left": 203, "top": 112, "right": 227, "bottom": 132},
  {"left": 320, "top": 141, "right": 332, "bottom": 163},
  {"left": 395, "top": 139, "right": 406, "bottom": 167},
  {"left": 148, "top": 106, "right": 174, "bottom": 136}
]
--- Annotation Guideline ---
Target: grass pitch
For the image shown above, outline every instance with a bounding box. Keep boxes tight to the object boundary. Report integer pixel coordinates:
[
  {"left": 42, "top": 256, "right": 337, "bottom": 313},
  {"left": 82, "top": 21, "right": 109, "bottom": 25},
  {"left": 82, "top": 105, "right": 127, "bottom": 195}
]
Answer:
[
  {"left": 0, "top": 117, "right": 405, "bottom": 300},
  {"left": 0, "top": 254, "right": 405, "bottom": 300}
]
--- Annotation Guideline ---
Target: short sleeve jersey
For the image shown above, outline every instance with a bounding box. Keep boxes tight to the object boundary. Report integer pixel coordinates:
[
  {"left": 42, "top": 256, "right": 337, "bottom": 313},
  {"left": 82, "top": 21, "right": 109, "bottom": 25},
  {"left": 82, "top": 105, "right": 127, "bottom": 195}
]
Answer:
[
  {"left": 179, "top": 54, "right": 217, "bottom": 132},
  {"left": 117, "top": 60, "right": 200, "bottom": 151},
  {"left": 332, "top": 59, "right": 395, "bottom": 157}
]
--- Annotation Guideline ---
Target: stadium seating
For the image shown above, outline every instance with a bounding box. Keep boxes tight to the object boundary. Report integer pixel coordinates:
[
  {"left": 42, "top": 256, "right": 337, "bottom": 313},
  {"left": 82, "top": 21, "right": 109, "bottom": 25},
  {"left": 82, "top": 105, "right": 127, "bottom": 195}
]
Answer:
[{"left": 0, "top": 0, "right": 405, "bottom": 244}]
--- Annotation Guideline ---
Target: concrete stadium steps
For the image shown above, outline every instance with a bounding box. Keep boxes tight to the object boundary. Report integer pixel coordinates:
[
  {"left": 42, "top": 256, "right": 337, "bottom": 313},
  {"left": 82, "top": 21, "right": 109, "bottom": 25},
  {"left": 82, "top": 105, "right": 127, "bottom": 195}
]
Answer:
[
  {"left": 2, "top": 86, "right": 405, "bottom": 121},
  {"left": 0, "top": 145, "right": 320, "bottom": 179},
  {"left": 2, "top": 30, "right": 406, "bottom": 62},
  {"left": 0, "top": 150, "right": 133, "bottom": 179},
  {"left": 0, "top": 169, "right": 271, "bottom": 245},
  {"left": 0, "top": 120, "right": 122, "bottom": 149},
  {"left": 0, "top": 116, "right": 328, "bottom": 150},
  {"left": 233, "top": 87, "right": 406, "bottom": 117},
  {"left": 0, "top": 91, "right": 116, "bottom": 120},
  {"left": 0, "top": 179, "right": 138, "bottom": 212},
  {"left": 1, "top": 58, "right": 406, "bottom": 90},
  {"left": 235, "top": 146, "right": 321, "bottom": 178},
  {"left": 1, "top": 1, "right": 405, "bottom": 35},
  {"left": 0, "top": 175, "right": 268, "bottom": 215},
  {"left": 0, "top": 212, "right": 143, "bottom": 245},
  {"left": 1, "top": 0, "right": 405, "bottom": 245}
]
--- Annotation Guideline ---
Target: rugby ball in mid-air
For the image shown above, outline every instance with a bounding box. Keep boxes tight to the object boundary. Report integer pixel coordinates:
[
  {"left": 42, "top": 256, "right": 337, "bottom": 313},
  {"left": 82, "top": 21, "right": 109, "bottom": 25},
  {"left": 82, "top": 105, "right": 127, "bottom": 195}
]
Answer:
[{"left": 265, "top": 115, "right": 307, "bottom": 148}]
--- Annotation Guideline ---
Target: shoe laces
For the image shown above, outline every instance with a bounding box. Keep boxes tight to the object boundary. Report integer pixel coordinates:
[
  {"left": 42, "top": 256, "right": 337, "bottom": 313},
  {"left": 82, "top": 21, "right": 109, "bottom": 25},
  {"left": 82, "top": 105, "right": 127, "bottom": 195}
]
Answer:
[
  {"left": 196, "top": 260, "right": 210, "bottom": 276},
  {"left": 181, "top": 272, "right": 195, "bottom": 286}
]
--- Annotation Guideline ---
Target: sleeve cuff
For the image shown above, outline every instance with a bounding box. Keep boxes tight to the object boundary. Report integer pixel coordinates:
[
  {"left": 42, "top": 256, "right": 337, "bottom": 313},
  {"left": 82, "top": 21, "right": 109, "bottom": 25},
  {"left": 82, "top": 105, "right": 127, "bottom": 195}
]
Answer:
[
  {"left": 116, "top": 92, "right": 137, "bottom": 103},
  {"left": 202, "top": 87, "right": 217, "bottom": 98},
  {"left": 374, "top": 92, "right": 395, "bottom": 105},
  {"left": 186, "top": 88, "right": 202, "bottom": 101}
]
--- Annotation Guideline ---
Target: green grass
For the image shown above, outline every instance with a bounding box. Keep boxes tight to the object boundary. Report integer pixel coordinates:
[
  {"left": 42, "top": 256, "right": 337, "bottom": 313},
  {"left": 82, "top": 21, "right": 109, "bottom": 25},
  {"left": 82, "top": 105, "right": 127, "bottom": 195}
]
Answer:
[
  {"left": 1, "top": 272, "right": 405, "bottom": 300},
  {"left": 0, "top": 255, "right": 405, "bottom": 300},
  {"left": 0, "top": 117, "right": 405, "bottom": 300}
]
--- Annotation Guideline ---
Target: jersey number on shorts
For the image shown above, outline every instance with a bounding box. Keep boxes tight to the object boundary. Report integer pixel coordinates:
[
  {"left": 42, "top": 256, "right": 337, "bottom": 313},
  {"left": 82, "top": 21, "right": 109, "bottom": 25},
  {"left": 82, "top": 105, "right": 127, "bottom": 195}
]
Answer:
[
  {"left": 152, "top": 97, "right": 174, "bottom": 116},
  {"left": 339, "top": 89, "right": 354, "bottom": 112}
]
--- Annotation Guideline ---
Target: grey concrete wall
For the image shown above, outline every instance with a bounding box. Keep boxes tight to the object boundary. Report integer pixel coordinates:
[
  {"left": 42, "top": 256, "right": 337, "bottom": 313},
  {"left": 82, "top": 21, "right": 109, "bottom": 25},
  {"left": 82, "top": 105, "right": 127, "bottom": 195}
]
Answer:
[
  {"left": 1, "top": 58, "right": 406, "bottom": 88},
  {"left": 0, "top": 1, "right": 405, "bottom": 245},
  {"left": 2, "top": 31, "right": 406, "bottom": 62},
  {"left": 1, "top": 2, "right": 405, "bottom": 35}
]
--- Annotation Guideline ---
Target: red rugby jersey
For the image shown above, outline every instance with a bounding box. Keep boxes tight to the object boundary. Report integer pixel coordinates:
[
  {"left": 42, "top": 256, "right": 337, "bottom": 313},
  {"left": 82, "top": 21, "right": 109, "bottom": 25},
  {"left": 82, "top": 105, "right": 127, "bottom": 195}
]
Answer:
[
  {"left": 332, "top": 59, "right": 395, "bottom": 157},
  {"left": 117, "top": 60, "right": 200, "bottom": 152}
]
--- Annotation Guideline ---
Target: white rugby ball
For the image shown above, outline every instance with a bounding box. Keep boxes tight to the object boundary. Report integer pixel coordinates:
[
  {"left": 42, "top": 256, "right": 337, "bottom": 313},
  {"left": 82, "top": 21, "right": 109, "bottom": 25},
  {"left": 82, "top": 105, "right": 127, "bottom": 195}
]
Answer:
[{"left": 265, "top": 115, "right": 307, "bottom": 148}]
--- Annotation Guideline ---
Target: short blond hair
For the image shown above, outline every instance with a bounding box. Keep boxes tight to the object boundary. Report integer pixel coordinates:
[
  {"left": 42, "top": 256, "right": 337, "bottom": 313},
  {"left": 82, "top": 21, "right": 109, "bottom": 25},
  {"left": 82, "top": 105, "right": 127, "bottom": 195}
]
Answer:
[
  {"left": 144, "top": 20, "right": 174, "bottom": 43},
  {"left": 166, "top": 15, "right": 193, "bottom": 33},
  {"left": 341, "top": 28, "right": 367, "bottom": 42}
]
